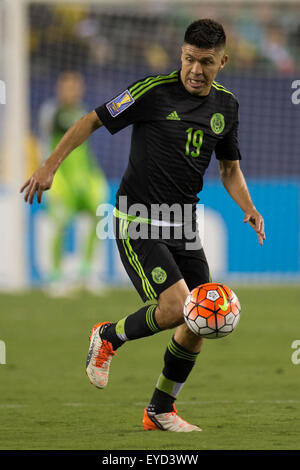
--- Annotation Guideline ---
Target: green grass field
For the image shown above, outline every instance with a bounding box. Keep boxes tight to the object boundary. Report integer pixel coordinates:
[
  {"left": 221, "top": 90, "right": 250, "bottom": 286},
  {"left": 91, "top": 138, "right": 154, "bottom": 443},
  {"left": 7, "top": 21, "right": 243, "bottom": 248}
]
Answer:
[{"left": 0, "top": 286, "right": 299, "bottom": 450}]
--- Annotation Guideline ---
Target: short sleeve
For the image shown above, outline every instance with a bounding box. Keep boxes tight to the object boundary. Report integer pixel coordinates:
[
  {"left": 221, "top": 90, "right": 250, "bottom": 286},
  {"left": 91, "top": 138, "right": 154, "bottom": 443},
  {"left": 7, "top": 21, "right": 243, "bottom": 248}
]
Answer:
[
  {"left": 214, "top": 101, "right": 242, "bottom": 161},
  {"left": 95, "top": 87, "right": 153, "bottom": 135}
]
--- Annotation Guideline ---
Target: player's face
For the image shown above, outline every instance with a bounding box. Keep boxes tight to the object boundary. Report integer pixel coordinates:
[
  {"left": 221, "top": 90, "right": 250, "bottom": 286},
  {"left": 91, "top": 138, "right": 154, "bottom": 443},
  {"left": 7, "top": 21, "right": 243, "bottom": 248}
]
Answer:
[
  {"left": 56, "top": 74, "right": 85, "bottom": 106},
  {"left": 180, "top": 44, "right": 228, "bottom": 96}
]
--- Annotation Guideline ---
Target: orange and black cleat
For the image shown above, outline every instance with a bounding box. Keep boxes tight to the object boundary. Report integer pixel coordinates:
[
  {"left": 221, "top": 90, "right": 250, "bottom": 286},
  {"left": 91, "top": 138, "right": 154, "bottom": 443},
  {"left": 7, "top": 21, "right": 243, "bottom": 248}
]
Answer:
[
  {"left": 143, "top": 404, "right": 202, "bottom": 432},
  {"left": 86, "top": 322, "right": 116, "bottom": 389}
]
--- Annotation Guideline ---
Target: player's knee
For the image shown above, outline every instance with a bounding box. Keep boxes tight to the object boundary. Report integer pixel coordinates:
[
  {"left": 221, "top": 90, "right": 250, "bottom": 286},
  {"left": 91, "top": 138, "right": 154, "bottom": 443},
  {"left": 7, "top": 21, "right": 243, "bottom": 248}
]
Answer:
[
  {"left": 156, "top": 297, "right": 185, "bottom": 329},
  {"left": 155, "top": 279, "right": 190, "bottom": 329}
]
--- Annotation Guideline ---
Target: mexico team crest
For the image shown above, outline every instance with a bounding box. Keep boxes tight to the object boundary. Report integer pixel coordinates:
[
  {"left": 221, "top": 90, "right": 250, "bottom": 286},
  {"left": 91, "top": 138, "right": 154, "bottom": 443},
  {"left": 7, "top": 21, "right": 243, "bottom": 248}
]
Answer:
[
  {"left": 106, "top": 89, "right": 135, "bottom": 117},
  {"left": 210, "top": 113, "right": 225, "bottom": 134},
  {"left": 151, "top": 267, "right": 167, "bottom": 284}
]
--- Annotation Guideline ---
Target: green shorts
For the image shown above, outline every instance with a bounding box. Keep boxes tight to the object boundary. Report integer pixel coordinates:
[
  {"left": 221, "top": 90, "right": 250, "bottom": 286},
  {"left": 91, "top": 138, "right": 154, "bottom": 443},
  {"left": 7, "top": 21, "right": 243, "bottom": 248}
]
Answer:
[
  {"left": 48, "top": 168, "right": 108, "bottom": 219},
  {"left": 114, "top": 214, "right": 210, "bottom": 302}
]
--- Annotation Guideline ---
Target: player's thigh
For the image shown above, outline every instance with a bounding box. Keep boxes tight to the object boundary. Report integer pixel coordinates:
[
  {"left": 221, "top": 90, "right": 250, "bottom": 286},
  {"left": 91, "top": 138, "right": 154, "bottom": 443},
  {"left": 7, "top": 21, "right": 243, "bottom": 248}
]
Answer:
[
  {"left": 47, "top": 193, "right": 75, "bottom": 226},
  {"left": 114, "top": 216, "right": 183, "bottom": 304},
  {"left": 48, "top": 173, "right": 78, "bottom": 220},
  {"left": 80, "top": 172, "right": 109, "bottom": 215}
]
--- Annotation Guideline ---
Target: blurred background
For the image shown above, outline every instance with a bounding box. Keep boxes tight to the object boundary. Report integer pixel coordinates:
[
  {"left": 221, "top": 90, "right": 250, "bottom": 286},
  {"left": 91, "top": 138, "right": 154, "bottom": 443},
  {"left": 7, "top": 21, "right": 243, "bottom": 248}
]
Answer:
[{"left": 0, "top": 0, "right": 299, "bottom": 291}]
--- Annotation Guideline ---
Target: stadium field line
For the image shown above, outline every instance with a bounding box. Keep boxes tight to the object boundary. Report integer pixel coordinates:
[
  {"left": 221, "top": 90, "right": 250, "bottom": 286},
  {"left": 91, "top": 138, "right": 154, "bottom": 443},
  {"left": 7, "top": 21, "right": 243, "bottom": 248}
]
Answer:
[
  {"left": 61, "top": 400, "right": 300, "bottom": 406},
  {"left": 0, "top": 404, "right": 29, "bottom": 408},
  {"left": 134, "top": 400, "right": 300, "bottom": 406},
  {"left": 62, "top": 402, "right": 121, "bottom": 407},
  {"left": 0, "top": 400, "right": 298, "bottom": 409}
]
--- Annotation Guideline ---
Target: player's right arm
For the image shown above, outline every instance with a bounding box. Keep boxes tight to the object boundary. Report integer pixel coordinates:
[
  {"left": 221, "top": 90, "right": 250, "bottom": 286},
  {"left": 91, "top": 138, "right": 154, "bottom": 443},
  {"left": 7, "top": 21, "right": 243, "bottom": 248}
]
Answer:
[{"left": 20, "top": 111, "right": 102, "bottom": 204}]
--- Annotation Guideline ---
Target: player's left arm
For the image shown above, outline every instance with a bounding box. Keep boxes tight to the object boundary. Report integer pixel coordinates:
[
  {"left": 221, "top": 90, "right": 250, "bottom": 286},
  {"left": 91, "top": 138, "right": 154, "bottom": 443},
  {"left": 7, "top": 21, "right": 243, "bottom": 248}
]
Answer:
[{"left": 218, "top": 159, "right": 266, "bottom": 246}]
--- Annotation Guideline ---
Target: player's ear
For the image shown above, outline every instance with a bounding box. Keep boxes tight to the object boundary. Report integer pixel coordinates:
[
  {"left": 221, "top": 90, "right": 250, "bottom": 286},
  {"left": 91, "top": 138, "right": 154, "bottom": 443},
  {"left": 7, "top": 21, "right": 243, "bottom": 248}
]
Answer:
[{"left": 219, "top": 54, "right": 229, "bottom": 71}]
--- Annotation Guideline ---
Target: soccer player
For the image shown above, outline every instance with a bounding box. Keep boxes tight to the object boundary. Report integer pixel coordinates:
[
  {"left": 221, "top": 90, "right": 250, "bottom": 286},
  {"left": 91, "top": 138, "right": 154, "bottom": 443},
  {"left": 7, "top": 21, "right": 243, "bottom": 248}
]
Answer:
[
  {"left": 38, "top": 72, "right": 108, "bottom": 293},
  {"left": 21, "top": 19, "right": 265, "bottom": 432}
]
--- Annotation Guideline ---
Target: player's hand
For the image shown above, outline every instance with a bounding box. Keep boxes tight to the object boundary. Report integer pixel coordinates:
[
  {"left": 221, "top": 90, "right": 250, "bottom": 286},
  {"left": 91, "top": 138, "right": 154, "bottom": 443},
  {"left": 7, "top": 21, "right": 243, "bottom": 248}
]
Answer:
[
  {"left": 243, "top": 209, "right": 266, "bottom": 246},
  {"left": 20, "top": 165, "right": 55, "bottom": 204}
]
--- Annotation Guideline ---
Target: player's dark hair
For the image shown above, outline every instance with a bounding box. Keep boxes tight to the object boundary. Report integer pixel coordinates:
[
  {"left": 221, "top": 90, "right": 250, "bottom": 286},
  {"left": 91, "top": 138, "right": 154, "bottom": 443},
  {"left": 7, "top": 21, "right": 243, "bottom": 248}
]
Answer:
[{"left": 184, "top": 19, "right": 226, "bottom": 50}]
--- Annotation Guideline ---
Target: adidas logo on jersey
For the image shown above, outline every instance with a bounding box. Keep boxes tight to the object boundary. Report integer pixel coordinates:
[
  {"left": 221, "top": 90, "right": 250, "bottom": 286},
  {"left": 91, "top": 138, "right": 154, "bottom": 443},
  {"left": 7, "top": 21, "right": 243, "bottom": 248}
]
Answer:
[{"left": 166, "top": 111, "right": 180, "bottom": 121}]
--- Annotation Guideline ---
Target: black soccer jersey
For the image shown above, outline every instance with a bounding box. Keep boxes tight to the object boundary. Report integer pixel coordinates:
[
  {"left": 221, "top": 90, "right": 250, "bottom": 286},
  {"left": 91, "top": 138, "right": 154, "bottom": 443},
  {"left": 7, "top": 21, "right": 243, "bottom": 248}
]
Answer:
[{"left": 95, "top": 70, "right": 241, "bottom": 218}]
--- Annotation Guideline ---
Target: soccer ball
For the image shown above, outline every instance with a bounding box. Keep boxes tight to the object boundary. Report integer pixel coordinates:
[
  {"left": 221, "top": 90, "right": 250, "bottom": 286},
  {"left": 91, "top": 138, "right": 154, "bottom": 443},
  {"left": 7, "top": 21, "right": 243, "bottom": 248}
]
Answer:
[{"left": 183, "top": 283, "right": 241, "bottom": 339}]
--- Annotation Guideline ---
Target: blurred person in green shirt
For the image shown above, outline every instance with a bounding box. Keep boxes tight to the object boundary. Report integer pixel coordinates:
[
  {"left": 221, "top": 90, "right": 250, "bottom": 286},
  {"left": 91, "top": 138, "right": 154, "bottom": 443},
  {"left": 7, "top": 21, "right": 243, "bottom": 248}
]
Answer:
[{"left": 38, "top": 71, "right": 108, "bottom": 295}]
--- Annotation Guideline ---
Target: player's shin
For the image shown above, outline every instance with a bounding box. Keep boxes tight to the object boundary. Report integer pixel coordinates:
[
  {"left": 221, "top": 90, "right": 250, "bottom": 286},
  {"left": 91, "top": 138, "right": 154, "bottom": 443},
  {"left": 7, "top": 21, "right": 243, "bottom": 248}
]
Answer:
[
  {"left": 147, "top": 336, "right": 200, "bottom": 414},
  {"left": 100, "top": 304, "right": 161, "bottom": 350}
]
